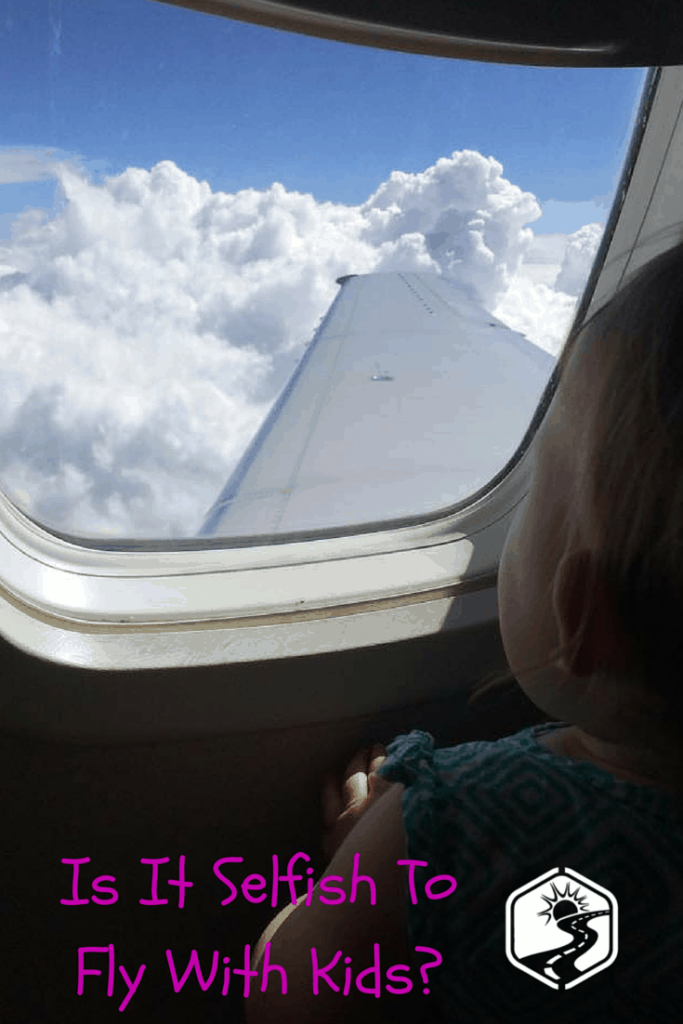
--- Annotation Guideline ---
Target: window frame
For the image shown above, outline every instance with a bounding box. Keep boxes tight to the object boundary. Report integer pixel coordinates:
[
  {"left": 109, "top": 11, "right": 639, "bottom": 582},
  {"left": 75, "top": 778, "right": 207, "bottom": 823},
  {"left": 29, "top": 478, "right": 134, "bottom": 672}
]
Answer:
[{"left": 0, "top": 62, "right": 667, "bottom": 671}]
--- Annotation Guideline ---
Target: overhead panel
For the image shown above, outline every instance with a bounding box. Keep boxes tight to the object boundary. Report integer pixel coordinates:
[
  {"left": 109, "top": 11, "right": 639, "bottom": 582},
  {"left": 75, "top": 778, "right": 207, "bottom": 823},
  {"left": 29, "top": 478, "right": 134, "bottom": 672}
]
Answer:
[{"left": 153, "top": 0, "right": 683, "bottom": 67}]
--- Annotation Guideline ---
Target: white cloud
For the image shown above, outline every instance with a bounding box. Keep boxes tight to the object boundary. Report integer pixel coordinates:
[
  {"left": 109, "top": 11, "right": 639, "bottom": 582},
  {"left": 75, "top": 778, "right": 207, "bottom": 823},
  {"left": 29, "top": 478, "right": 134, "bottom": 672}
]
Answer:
[
  {"left": 0, "top": 147, "right": 58, "bottom": 185},
  {"left": 492, "top": 274, "right": 577, "bottom": 357},
  {"left": 359, "top": 151, "right": 541, "bottom": 307},
  {"left": 555, "top": 222, "right": 604, "bottom": 296},
  {"left": 0, "top": 152, "right": 590, "bottom": 539}
]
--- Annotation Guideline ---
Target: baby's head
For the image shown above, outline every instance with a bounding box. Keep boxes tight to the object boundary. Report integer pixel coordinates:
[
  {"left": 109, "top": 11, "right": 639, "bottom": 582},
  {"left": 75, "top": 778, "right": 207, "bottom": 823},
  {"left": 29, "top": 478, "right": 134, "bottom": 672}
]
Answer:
[{"left": 497, "top": 241, "right": 683, "bottom": 758}]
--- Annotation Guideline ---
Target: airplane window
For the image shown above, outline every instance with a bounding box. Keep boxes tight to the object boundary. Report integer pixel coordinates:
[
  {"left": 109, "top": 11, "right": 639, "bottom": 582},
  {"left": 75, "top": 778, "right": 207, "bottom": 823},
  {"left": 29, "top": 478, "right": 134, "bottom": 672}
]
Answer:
[{"left": 0, "top": 0, "right": 647, "bottom": 545}]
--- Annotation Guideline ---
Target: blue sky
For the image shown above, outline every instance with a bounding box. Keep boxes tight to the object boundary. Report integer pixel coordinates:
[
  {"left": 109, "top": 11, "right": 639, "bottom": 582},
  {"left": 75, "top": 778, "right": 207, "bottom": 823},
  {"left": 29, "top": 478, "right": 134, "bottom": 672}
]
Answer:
[{"left": 1, "top": 0, "right": 646, "bottom": 239}]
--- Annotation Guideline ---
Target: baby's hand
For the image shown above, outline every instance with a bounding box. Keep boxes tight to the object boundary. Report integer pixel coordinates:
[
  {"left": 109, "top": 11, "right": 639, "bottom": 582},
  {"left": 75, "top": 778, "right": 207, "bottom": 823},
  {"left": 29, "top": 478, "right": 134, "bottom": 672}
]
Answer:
[{"left": 321, "top": 743, "right": 392, "bottom": 862}]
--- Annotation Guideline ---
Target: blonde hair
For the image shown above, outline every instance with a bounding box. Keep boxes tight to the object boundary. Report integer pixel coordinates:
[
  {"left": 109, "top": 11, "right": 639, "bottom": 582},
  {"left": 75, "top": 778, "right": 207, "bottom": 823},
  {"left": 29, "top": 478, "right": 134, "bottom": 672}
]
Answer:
[{"left": 469, "top": 239, "right": 683, "bottom": 721}]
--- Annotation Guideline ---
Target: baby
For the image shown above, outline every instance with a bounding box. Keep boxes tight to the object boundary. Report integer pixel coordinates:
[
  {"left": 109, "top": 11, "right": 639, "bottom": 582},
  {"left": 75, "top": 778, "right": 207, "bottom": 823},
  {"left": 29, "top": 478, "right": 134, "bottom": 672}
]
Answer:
[{"left": 246, "top": 241, "right": 683, "bottom": 1023}]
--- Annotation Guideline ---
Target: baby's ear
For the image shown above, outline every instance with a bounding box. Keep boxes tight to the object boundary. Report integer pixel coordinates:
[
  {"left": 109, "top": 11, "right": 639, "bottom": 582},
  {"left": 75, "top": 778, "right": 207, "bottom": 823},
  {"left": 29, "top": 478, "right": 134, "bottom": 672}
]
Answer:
[{"left": 552, "top": 550, "right": 628, "bottom": 677}]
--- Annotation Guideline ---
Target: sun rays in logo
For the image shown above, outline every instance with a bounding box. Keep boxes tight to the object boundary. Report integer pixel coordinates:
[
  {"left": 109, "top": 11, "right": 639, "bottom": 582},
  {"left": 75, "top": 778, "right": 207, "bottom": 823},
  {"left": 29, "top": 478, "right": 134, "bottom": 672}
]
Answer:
[{"left": 537, "top": 880, "right": 590, "bottom": 925}]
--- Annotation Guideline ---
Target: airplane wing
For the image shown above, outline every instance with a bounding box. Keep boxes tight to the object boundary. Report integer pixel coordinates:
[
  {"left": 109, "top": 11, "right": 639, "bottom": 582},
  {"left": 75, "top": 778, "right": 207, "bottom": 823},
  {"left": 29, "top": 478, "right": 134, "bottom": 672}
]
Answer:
[{"left": 197, "top": 271, "right": 554, "bottom": 539}]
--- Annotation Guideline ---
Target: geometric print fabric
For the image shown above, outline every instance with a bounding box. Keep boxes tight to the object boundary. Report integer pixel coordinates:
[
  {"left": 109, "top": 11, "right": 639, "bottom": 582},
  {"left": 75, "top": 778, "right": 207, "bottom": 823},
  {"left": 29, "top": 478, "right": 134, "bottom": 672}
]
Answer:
[{"left": 377, "top": 724, "right": 683, "bottom": 1022}]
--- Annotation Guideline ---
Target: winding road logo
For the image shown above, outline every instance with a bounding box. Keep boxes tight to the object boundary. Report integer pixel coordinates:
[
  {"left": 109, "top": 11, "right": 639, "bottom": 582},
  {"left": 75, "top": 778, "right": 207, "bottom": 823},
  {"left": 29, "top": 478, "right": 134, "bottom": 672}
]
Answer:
[{"left": 505, "top": 867, "right": 618, "bottom": 990}]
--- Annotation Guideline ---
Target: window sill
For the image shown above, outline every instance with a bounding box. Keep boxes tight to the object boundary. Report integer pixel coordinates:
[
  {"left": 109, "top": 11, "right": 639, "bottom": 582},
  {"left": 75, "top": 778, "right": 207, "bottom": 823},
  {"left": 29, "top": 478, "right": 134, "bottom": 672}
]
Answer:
[{"left": 0, "top": 445, "right": 532, "bottom": 671}]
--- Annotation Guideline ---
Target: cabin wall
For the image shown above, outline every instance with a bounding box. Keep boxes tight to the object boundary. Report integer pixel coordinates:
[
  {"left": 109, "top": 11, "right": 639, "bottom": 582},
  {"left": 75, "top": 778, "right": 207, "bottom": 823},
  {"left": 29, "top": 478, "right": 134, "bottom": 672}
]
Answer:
[{"left": 1, "top": 620, "right": 548, "bottom": 1021}]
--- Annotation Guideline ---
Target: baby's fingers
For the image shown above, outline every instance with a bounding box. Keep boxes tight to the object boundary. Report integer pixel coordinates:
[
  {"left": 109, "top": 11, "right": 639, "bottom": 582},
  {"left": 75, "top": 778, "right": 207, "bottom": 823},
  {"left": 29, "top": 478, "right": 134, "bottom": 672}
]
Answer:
[
  {"left": 368, "top": 742, "right": 388, "bottom": 775},
  {"left": 342, "top": 754, "right": 369, "bottom": 809},
  {"left": 340, "top": 743, "right": 388, "bottom": 808}
]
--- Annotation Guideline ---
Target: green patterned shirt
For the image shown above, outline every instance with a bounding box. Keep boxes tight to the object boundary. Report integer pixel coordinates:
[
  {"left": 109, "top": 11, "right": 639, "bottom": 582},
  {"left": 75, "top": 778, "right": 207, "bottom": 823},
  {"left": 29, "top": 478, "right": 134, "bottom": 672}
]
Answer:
[{"left": 377, "top": 722, "right": 683, "bottom": 1022}]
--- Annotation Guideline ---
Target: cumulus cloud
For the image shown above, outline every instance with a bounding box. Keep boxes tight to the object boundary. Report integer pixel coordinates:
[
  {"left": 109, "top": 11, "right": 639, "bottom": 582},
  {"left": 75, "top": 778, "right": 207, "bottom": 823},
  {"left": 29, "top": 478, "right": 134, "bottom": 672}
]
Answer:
[
  {"left": 554, "top": 222, "right": 604, "bottom": 296},
  {"left": 359, "top": 151, "right": 541, "bottom": 307},
  {"left": 492, "top": 276, "right": 578, "bottom": 357},
  {"left": 0, "top": 151, "right": 589, "bottom": 539}
]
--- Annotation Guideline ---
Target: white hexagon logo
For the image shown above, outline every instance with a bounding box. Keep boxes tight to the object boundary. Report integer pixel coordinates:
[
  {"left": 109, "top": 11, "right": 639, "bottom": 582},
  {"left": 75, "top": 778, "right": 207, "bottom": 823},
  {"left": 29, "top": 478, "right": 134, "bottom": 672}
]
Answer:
[{"left": 506, "top": 867, "right": 618, "bottom": 990}]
